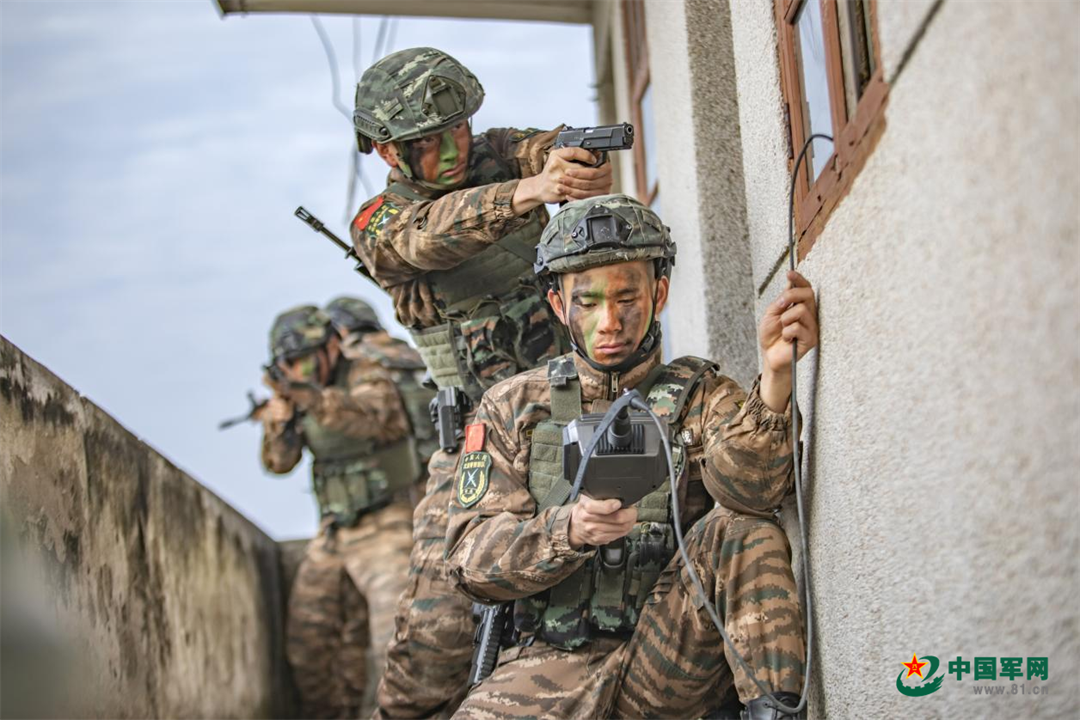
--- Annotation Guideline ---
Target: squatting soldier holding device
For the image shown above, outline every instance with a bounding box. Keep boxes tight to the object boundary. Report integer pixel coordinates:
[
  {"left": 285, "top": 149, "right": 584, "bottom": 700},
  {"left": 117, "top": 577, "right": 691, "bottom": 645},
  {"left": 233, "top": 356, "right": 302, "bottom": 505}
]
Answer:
[
  {"left": 348, "top": 47, "right": 618, "bottom": 717},
  {"left": 445, "top": 195, "right": 817, "bottom": 719}
]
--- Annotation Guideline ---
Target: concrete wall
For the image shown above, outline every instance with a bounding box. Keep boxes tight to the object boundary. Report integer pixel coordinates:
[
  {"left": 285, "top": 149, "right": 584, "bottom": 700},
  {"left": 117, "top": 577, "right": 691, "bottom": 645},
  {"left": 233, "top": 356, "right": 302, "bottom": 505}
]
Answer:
[
  {"left": 0, "top": 335, "right": 294, "bottom": 718},
  {"left": 597, "top": 0, "right": 761, "bottom": 387},
  {"left": 727, "top": 1, "right": 1080, "bottom": 718}
]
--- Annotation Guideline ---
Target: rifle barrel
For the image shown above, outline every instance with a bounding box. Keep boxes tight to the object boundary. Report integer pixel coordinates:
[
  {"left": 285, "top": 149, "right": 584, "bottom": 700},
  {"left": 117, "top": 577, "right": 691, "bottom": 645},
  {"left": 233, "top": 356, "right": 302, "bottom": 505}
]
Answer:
[{"left": 295, "top": 206, "right": 353, "bottom": 254}]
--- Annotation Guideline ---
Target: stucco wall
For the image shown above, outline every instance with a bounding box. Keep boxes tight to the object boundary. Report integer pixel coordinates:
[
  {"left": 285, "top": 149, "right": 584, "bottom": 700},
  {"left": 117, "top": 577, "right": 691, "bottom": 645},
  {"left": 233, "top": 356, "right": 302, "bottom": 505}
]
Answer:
[
  {"left": 729, "top": 1, "right": 1079, "bottom": 718},
  {"left": 0, "top": 335, "right": 294, "bottom": 718},
  {"left": 639, "top": 0, "right": 760, "bottom": 387}
]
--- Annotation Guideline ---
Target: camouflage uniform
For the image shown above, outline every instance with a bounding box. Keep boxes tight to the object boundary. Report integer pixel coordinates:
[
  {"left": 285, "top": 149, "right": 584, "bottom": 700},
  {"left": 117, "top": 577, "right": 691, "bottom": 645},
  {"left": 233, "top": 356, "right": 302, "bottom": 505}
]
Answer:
[
  {"left": 350, "top": 48, "right": 568, "bottom": 719},
  {"left": 262, "top": 309, "right": 421, "bottom": 719},
  {"left": 443, "top": 196, "right": 806, "bottom": 719}
]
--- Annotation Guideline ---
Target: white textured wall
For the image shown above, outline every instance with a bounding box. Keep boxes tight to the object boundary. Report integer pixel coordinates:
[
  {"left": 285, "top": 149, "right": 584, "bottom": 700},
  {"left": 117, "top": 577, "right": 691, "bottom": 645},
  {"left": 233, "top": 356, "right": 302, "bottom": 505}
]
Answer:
[
  {"left": 733, "top": 1, "right": 1080, "bottom": 718},
  {"left": 640, "top": 0, "right": 759, "bottom": 385}
]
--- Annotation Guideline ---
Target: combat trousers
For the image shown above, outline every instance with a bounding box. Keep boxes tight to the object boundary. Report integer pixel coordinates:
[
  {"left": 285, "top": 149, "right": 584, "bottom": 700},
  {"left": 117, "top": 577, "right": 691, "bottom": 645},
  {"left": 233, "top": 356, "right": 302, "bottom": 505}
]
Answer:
[
  {"left": 374, "top": 438, "right": 478, "bottom": 718},
  {"left": 287, "top": 502, "right": 413, "bottom": 719},
  {"left": 453, "top": 507, "right": 804, "bottom": 719}
]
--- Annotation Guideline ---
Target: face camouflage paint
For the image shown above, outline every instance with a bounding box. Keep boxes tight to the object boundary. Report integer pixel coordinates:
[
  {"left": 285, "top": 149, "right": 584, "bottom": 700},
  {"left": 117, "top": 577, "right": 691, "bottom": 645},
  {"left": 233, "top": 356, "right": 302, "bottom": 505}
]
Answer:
[
  {"left": 398, "top": 121, "right": 470, "bottom": 187},
  {"left": 560, "top": 263, "right": 657, "bottom": 368},
  {"left": 292, "top": 354, "right": 319, "bottom": 382}
]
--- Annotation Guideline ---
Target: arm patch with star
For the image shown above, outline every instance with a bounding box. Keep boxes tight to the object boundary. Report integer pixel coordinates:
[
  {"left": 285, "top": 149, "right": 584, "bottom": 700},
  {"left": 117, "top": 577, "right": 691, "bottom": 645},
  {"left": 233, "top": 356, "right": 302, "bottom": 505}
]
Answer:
[
  {"left": 353, "top": 195, "right": 401, "bottom": 237},
  {"left": 456, "top": 451, "right": 491, "bottom": 508}
]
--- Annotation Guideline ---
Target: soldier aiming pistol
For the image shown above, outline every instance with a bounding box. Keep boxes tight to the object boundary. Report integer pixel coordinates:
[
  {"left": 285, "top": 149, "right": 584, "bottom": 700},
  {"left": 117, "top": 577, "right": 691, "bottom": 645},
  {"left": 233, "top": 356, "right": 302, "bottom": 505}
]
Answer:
[{"left": 554, "top": 123, "right": 634, "bottom": 167}]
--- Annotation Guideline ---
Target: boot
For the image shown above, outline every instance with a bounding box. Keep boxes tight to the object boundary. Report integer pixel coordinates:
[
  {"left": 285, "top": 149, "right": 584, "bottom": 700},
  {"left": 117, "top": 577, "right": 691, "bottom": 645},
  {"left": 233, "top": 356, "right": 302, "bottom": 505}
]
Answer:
[
  {"left": 741, "top": 692, "right": 803, "bottom": 720},
  {"left": 704, "top": 697, "right": 746, "bottom": 719}
]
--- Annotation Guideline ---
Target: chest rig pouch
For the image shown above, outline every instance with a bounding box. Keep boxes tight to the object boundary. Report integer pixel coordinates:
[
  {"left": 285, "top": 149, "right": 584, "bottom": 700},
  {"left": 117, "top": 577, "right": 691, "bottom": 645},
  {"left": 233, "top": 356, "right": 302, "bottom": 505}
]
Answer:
[
  {"left": 302, "top": 359, "right": 420, "bottom": 526},
  {"left": 516, "top": 355, "right": 718, "bottom": 650},
  {"left": 390, "top": 147, "right": 563, "bottom": 404}
]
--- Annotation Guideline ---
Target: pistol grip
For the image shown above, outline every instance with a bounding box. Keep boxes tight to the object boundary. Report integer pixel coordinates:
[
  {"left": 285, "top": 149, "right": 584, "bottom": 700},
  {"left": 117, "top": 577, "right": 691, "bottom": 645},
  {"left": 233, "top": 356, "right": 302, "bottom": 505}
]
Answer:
[{"left": 569, "top": 151, "right": 608, "bottom": 169}]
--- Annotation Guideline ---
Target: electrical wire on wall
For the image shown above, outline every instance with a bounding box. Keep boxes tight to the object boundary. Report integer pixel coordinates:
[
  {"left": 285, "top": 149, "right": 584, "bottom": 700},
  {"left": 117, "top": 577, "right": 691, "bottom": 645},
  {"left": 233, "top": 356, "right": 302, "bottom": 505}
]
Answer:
[
  {"left": 309, "top": 16, "right": 352, "bottom": 121},
  {"left": 308, "top": 15, "right": 374, "bottom": 223},
  {"left": 342, "top": 15, "right": 367, "bottom": 222}
]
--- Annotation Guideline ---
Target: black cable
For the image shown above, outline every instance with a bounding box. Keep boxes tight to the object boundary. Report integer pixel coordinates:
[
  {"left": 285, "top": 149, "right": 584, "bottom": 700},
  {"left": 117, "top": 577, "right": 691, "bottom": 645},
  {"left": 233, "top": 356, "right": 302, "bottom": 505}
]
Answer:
[
  {"left": 567, "top": 391, "right": 640, "bottom": 503},
  {"left": 352, "top": 16, "right": 362, "bottom": 83},
  {"left": 309, "top": 15, "right": 352, "bottom": 122},
  {"left": 371, "top": 16, "right": 389, "bottom": 66},
  {"left": 385, "top": 17, "right": 399, "bottom": 56}
]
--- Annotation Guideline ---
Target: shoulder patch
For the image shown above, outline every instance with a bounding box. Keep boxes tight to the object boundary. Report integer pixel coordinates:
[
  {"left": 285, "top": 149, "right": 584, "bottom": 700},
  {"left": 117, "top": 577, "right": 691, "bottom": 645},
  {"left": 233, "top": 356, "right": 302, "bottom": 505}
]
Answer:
[
  {"left": 456, "top": 451, "right": 492, "bottom": 508},
  {"left": 464, "top": 423, "right": 486, "bottom": 453},
  {"left": 354, "top": 196, "right": 384, "bottom": 232},
  {"left": 354, "top": 196, "right": 401, "bottom": 235}
]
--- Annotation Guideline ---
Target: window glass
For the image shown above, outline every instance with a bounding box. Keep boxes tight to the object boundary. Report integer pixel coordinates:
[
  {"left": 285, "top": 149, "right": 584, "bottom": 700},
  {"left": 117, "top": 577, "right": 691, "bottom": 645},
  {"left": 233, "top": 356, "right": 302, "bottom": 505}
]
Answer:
[
  {"left": 640, "top": 83, "right": 658, "bottom": 194},
  {"left": 794, "top": 0, "right": 835, "bottom": 182},
  {"left": 837, "top": 0, "right": 875, "bottom": 116}
]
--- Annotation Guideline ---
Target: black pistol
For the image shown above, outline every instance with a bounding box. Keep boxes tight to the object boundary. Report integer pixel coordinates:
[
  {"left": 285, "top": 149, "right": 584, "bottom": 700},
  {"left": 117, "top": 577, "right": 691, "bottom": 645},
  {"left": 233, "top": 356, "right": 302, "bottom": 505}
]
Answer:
[
  {"left": 429, "top": 387, "right": 473, "bottom": 453},
  {"left": 554, "top": 123, "right": 635, "bottom": 167}
]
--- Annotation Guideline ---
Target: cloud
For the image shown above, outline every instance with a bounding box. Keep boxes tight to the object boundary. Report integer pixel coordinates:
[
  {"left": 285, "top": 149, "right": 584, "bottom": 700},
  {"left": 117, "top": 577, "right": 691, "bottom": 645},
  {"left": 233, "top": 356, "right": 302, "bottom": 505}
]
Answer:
[{"left": 2, "top": 2, "right": 594, "bottom": 539}]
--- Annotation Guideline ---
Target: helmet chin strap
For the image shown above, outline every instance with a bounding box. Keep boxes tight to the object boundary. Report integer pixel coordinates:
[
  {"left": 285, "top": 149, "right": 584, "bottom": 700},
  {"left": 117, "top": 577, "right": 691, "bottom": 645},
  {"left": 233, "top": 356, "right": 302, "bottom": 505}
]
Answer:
[{"left": 568, "top": 320, "right": 663, "bottom": 375}]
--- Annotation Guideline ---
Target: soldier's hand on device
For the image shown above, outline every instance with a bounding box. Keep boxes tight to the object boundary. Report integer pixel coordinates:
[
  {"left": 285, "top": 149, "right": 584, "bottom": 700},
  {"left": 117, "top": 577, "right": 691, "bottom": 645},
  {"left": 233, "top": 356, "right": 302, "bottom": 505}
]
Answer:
[{"left": 567, "top": 495, "right": 638, "bottom": 550}]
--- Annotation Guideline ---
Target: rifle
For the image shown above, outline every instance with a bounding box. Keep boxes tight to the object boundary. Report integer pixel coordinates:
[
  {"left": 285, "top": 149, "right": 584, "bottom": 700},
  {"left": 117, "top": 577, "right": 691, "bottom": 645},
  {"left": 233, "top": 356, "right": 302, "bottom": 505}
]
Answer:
[
  {"left": 219, "top": 391, "right": 269, "bottom": 430},
  {"left": 553, "top": 123, "right": 635, "bottom": 167},
  {"left": 294, "top": 206, "right": 376, "bottom": 282}
]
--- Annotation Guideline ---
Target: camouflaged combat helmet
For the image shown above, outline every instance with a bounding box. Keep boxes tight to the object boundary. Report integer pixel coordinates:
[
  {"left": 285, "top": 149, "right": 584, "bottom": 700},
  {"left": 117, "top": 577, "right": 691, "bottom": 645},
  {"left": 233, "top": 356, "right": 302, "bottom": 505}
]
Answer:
[
  {"left": 536, "top": 195, "right": 677, "bottom": 372},
  {"left": 534, "top": 194, "right": 677, "bottom": 281},
  {"left": 324, "top": 296, "right": 382, "bottom": 334},
  {"left": 269, "top": 305, "right": 334, "bottom": 362},
  {"left": 353, "top": 47, "right": 484, "bottom": 154}
]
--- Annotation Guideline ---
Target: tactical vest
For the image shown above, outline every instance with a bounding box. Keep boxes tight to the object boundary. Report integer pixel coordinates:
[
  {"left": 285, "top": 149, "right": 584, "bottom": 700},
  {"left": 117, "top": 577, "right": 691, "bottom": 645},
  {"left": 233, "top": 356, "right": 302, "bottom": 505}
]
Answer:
[
  {"left": 343, "top": 333, "right": 440, "bottom": 469},
  {"left": 515, "top": 355, "right": 718, "bottom": 650},
  {"left": 302, "top": 357, "right": 420, "bottom": 526},
  {"left": 388, "top": 148, "right": 563, "bottom": 403}
]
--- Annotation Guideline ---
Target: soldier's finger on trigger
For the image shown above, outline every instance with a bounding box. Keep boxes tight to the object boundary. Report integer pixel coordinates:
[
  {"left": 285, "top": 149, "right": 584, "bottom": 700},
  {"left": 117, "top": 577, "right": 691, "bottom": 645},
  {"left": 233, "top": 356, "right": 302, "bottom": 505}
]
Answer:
[
  {"left": 566, "top": 165, "right": 608, "bottom": 180},
  {"left": 564, "top": 146, "right": 598, "bottom": 164}
]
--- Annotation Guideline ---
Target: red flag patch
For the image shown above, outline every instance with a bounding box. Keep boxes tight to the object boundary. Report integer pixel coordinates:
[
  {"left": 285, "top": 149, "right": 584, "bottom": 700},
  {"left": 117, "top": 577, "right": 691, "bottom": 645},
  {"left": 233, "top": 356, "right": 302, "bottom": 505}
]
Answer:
[
  {"left": 354, "top": 196, "right": 384, "bottom": 231},
  {"left": 464, "top": 423, "right": 486, "bottom": 453}
]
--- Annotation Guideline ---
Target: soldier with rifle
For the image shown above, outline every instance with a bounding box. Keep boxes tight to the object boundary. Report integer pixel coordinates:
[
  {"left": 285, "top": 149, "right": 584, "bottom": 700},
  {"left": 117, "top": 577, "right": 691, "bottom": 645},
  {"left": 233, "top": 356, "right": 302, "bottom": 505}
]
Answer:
[{"left": 259, "top": 303, "right": 424, "bottom": 719}]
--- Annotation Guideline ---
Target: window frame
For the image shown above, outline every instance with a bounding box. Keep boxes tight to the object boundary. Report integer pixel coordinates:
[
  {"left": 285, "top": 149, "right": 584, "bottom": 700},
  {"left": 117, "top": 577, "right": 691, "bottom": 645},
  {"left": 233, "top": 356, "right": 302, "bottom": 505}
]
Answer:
[
  {"left": 776, "top": 0, "right": 888, "bottom": 260},
  {"left": 622, "top": 0, "right": 658, "bottom": 205}
]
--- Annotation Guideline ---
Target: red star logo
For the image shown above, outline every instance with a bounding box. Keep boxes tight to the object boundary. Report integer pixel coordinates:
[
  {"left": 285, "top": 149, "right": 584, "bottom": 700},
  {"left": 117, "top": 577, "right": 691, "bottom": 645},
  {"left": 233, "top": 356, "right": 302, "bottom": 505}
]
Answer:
[{"left": 902, "top": 653, "right": 928, "bottom": 680}]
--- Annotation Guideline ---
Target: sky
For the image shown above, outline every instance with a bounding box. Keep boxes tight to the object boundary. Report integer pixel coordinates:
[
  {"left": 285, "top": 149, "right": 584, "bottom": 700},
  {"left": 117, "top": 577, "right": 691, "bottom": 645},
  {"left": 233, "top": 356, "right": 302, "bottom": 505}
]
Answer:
[{"left": 1, "top": 0, "right": 596, "bottom": 540}]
